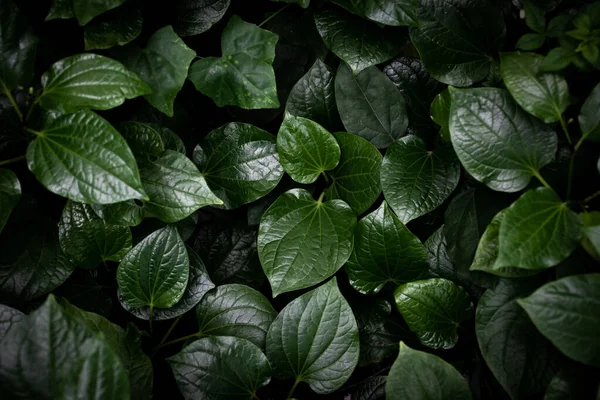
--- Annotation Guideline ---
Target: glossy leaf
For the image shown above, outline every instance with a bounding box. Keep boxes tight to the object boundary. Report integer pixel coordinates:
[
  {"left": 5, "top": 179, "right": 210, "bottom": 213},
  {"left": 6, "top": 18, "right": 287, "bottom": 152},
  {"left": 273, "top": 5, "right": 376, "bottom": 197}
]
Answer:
[
  {"left": 0, "top": 303, "right": 23, "bottom": 341},
  {"left": 500, "top": 52, "right": 569, "bottom": 123},
  {"left": 118, "top": 121, "right": 165, "bottom": 161},
  {"left": 581, "top": 212, "right": 600, "bottom": 260},
  {"left": 579, "top": 82, "right": 600, "bottom": 143},
  {"left": 332, "top": 0, "right": 418, "bottom": 27},
  {"left": 425, "top": 226, "right": 457, "bottom": 282},
  {"left": 430, "top": 88, "right": 451, "bottom": 141},
  {"left": 194, "top": 122, "right": 283, "bottom": 208},
  {"left": 386, "top": 342, "right": 472, "bottom": 400},
  {"left": 326, "top": 131, "right": 382, "bottom": 215},
  {"left": 169, "top": 336, "right": 271, "bottom": 400},
  {"left": 188, "top": 15, "right": 280, "bottom": 109},
  {"left": 92, "top": 201, "right": 144, "bottom": 227},
  {"left": 409, "top": 0, "right": 505, "bottom": 86},
  {"left": 174, "top": 0, "right": 231, "bottom": 36},
  {"left": 354, "top": 375, "right": 387, "bottom": 400},
  {"left": 117, "top": 225, "right": 189, "bottom": 310},
  {"left": 45, "top": 0, "right": 73, "bottom": 21},
  {"left": 345, "top": 201, "right": 430, "bottom": 295},
  {"left": 449, "top": 87, "right": 557, "bottom": 192},
  {"left": 257, "top": 189, "right": 356, "bottom": 296},
  {"left": 84, "top": 3, "right": 143, "bottom": 50},
  {"left": 0, "top": 168, "right": 20, "bottom": 233},
  {"left": 394, "top": 278, "right": 473, "bottom": 349},
  {"left": 277, "top": 114, "right": 340, "bottom": 184},
  {"left": 72, "top": 0, "right": 127, "bottom": 26},
  {"left": 266, "top": 278, "right": 360, "bottom": 394},
  {"left": 39, "top": 53, "right": 150, "bottom": 113},
  {"left": 335, "top": 63, "right": 408, "bottom": 149}
]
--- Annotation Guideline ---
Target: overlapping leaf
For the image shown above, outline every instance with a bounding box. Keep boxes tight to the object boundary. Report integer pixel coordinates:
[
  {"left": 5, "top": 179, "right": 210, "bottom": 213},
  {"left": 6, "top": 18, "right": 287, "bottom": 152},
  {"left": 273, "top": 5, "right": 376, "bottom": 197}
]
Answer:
[{"left": 0, "top": 168, "right": 20, "bottom": 233}]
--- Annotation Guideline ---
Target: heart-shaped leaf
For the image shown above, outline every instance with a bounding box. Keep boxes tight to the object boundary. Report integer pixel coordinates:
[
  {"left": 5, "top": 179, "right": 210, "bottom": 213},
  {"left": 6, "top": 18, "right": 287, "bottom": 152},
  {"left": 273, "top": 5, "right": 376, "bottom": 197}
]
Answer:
[
  {"left": 83, "top": 2, "right": 143, "bottom": 50},
  {"left": 332, "top": 0, "right": 418, "bottom": 27},
  {"left": 92, "top": 201, "right": 144, "bottom": 227},
  {"left": 118, "top": 121, "right": 165, "bottom": 161},
  {"left": 0, "top": 168, "right": 20, "bottom": 233},
  {"left": 174, "top": 0, "right": 231, "bottom": 36}
]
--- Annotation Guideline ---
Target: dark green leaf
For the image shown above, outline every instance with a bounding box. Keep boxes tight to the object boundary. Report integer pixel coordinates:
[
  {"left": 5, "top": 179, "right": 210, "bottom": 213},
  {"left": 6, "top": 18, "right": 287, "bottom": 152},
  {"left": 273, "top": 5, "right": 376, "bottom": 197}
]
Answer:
[
  {"left": 381, "top": 135, "right": 460, "bottom": 223},
  {"left": 581, "top": 212, "right": 600, "bottom": 260},
  {"left": 0, "top": 303, "right": 23, "bottom": 341},
  {"left": 266, "top": 278, "right": 359, "bottom": 394},
  {"left": 544, "top": 367, "right": 600, "bottom": 400},
  {"left": 332, "top": 0, "right": 418, "bottom": 26},
  {"left": 516, "top": 33, "right": 545, "bottom": 50},
  {"left": 425, "top": 226, "right": 457, "bottom": 281},
  {"left": 524, "top": 1, "right": 546, "bottom": 33},
  {"left": 257, "top": 189, "right": 356, "bottom": 296},
  {"left": 345, "top": 201, "right": 430, "bottom": 294},
  {"left": 39, "top": 53, "right": 150, "bottom": 113},
  {"left": 271, "top": 0, "right": 309, "bottom": 8},
  {"left": 188, "top": 15, "right": 280, "bottom": 109},
  {"left": 326, "top": 131, "right": 382, "bottom": 215},
  {"left": 194, "top": 122, "right": 283, "bottom": 208},
  {"left": 0, "top": 168, "right": 20, "bottom": 233},
  {"left": 449, "top": 87, "right": 557, "bottom": 192},
  {"left": 72, "top": 0, "right": 127, "bottom": 26},
  {"left": 118, "top": 121, "right": 165, "bottom": 161},
  {"left": 386, "top": 342, "right": 472, "bottom": 400},
  {"left": 579, "top": 82, "right": 600, "bottom": 143},
  {"left": 92, "top": 201, "right": 144, "bottom": 227},
  {"left": 430, "top": 88, "right": 451, "bottom": 141},
  {"left": 353, "top": 375, "right": 387, "bottom": 400},
  {"left": 151, "top": 124, "right": 186, "bottom": 153},
  {"left": 540, "top": 47, "right": 575, "bottom": 72},
  {"left": 169, "top": 336, "right": 271, "bottom": 400},
  {"left": 518, "top": 274, "right": 600, "bottom": 367},
  {"left": 335, "top": 63, "right": 408, "bottom": 149},
  {"left": 46, "top": 0, "right": 74, "bottom": 21},
  {"left": 409, "top": 0, "right": 505, "bottom": 86},
  {"left": 84, "top": 2, "right": 143, "bottom": 50},
  {"left": 394, "top": 278, "right": 473, "bottom": 349},
  {"left": 174, "top": 0, "right": 231, "bottom": 36}
]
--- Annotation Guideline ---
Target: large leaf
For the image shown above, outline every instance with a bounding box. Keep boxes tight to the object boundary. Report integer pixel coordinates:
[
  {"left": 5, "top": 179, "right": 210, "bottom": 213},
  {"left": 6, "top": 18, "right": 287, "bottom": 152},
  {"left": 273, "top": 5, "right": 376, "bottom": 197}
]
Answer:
[
  {"left": 518, "top": 274, "right": 600, "bottom": 367},
  {"left": 26, "top": 110, "right": 147, "bottom": 204},
  {"left": 381, "top": 135, "right": 460, "bottom": 223},
  {"left": 188, "top": 15, "right": 279, "bottom": 109},
  {"left": 120, "top": 246, "right": 214, "bottom": 321},
  {"left": 409, "top": 0, "right": 505, "bottom": 86},
  {"left": 122, "top": 26, "right": 196, "bottom": 117},
  {"left": 59, "top": 201, "right": 131, "bottom": 268},
  {"left": 39, "top": 53, "right": 150, "bottom": 113},
  {"left": 394, "top": 278, "right": 473, "bottom": 349},
  {"left": 194, "top": 122, "right": 283, "bottom": 208},
  {"left": 386, "top": 342, "right": 472, "bottom": 400},
  {"left": 117, "top": 225, "right": 189, "bottom": 310},
  {"left": 84, "top": 2, "right": 143, "bottom": 50},
  {"left": 266, "top": 278, "right": 360, "bottom": 394},
  {"left": 0, "top": 0, "right": 38, "bottom": 90},
  {"left": 332, "top": 0, "right": 418, "bottom": 27},
  {"left": 449, "top": 87, "right": 557, "bottom": 192},
  {"left": 0, "top": 168, "right": 20, "bottom": 233},
  {"left": 276, "top": 114, "right": 340, "bottom": 184},
  {"left": 174, "top": 0, "right": 231, "bottom": 36},
  {"left": 345, "top": 201, "right": 430, "bottom": 294},
  {"left": 314, "top": 8, "right": 403, "bottom": 74},
  {"left": 140, "top": 150, "right": 222, "bottom": 223},
  {"left": 477, "top": 278, "right": 560, "bottom": 399},
  {"left": 257, "top": 189, "right": 356, "bottom": 296},
  {"left": 285, "top": 59, "right": 342, "bottom": 131},
  {"left": 195, "top": 284, "right": 277, "bottom": 348},
  {"left": 0, "top": 303, "right": 23, "bottom": 341},
  {"left": 500, "top": 52, "right": 569, "bottom": 124},
  {"left": 335, "top": 63, "right": 408, "bottom": 149},
  {"left": 326, "top": 131, "right": 382, "bottom": 215},
  {"left": 495, "top": 188, "right": 582, "bottom": 270},
  {"left": 579, "top": 82, "right": 600, "bottom": 143},
  {"left": 169, "top": 336, "right": 271, "bottom": 400}
]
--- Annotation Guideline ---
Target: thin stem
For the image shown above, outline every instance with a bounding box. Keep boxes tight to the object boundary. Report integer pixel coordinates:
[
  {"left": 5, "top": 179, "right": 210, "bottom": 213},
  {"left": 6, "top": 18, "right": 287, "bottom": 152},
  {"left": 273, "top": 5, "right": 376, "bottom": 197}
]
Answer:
[
  {"left": 149, "top": 305, "right": 154, "bottom": 332},
  {"left": 286, "top": 379, "right": 300, "bottom": 399},
  {"left": 574, "top": 136, "right": 586, "bottom": 152},
  {"left": 559, "top": 115, "right": 572, "bottom": 146},
  {"left": 532, "top": 171, "right": 552, "bottom": 191},
  {"left": 584, "top": 190, "right": 600, "bottom": 204},
  {"left": 24, "top": 127, "right": 41, "bottom": 136},
  {"left": 158, "top": 315, "right": 183, "bottom": 346},
  {"left": 258, "top": 3, "right": 291, "bottom": 27},
  {"left": 153, "top": 332, "right": 202, "bottom": 350},
  {"left": 25, "top": 96, "right": 40, "bottom": 123},
  {"left": 251, "top": 394, "right": 261, "bottom": 400},
  {"left": 2, "top": 82, "right": 23, "bottom": 121},
  {"left": 317, "top": 191, "right": 326, "bottom": 203},
  {"left": 567, "top": 156, "right": 575, "bottom": 200},
  {"left": 321, "top": 171, "right": 330, "bottom": 184},
  {"left": 0, "top": 155, "right": 25, "bottom": 166}
]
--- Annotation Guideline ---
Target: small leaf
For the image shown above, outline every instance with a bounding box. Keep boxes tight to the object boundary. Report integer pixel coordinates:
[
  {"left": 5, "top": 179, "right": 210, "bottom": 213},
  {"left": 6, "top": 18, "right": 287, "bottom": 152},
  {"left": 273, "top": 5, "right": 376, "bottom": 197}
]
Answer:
[
  {"left": 518, "top": 274, "right": 600, "bottom": 367},
  {"left": 92, "top": 201, "right": 144, "bottom": 227},
  {"left": 72, "top": 0, "right": 127, "bottom": 26},
  {"left": 386, "top": 342, "right": 472, "bottom": 400},
  {"left": 335, "top": 63, "right": 408, "bottom": 149},
  {"left": 332, "top": 0, "right": 418, "bottom": 27},
  {"left": 425, "top": 226, "right": 457, "bottom": 282},
  {"left": 277, "top": 114, "right": 340, "bottom": 184},
  {"left": 579, "top": 82, "right": 600, "bottom": 143},
  {"left": 581, "top": 212, "right": 600, "bottom": 260},
  {"left": 84, "top": 2, "right": 143, "bottom": 50},
  {"left": 188, "top": 15, "right": 280, "bottom": 109},
  {"left": 516, "top": 33, "right": 545, "bottom": 50},
  {"left": 117, "top": 225, "right": 189, "bottom": 309},
  {"left": 541, "top": 47, "right": 575, "bottom": 72},
  {"left": 169, "top": 336, "right": 271, "bottom": 400},
  {"left": 266, "top": 278, "right": 359, "bottom": 394},
  {"left": 345, "top": 201, "right": 430, "bottom": 295},
  {"left": 0, "top": 303, "right": 23, "bottom": 341},
  {"left": 257, "top": 189, "right": 356, "bottom": 296},
  {"left": 118, "top": 121, "right": 165, "bottom": 161},
  {"left": 430, "top": 88, "right": 451, "bottom": 141},
  {"left": 46, "top": 0, "right": 74, "bottom": 21},
  {"left": 524, "top": 0, "right": 546, "bottom": 33},
  {"left": 39, "top": 53, "right": 150, "bottom": 114},
  {"left": 0, "top": 168, "right": 20, "bottom": 233},
  {"left": 381, "top": 135, "right": 460, "bottom": 223},
  {"left": 394, "top": 278, "right": 473, "bottom": 349},
  {"left": 174, "top": 0, "right": 231, "bottom": 36},
  {"left": 449, "top": 87, "right": 557, "bottom": 192}
]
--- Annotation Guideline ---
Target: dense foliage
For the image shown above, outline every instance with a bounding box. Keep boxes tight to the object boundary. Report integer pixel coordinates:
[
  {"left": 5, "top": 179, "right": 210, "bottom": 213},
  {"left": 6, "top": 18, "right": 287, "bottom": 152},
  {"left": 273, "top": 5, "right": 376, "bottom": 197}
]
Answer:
[{"left": 0, "top": 0, "right": 599, "bottom": 399}]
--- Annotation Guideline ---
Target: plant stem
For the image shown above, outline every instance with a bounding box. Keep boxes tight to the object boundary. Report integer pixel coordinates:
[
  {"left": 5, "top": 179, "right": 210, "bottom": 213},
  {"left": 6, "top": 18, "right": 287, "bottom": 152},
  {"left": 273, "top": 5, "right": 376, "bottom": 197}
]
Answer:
[
  {"left": 559, "top": 115, "right": 572, "bottom": 146},
  {"left": 584, "top": 190, "right": 600, "bottom": 204},
  {"left": 2, "top": 82, "right": 23, "bottom": 121},
  {"left": 153, "top": 332, "right": 202, "bottom": 350},
  {"left": 286, "top": 379, "right": 300, "bottom": 399},
  {"left": 317, "top": 191, "right": 326, "bottom": 203},
  {"left": 567, "top": 156, "right": 575, "bottom": 200},
  {"left": 532, "top": 171, "right": 552, "bottom": 191},
  {"left": 24, "top": 127, "right": 41, "bottom": 136},
  {"left": 149, "top": 305, "right": 154, "bottom": 332},
  {"left": 574, "top": 136, "right": 586, "bottom": 151},
  {"left": 25, "top": 96, "right": 40, "bottom": 123},
  {"left": 258, "top": 3, "right": 290, "bottom": 27},
  {"left": 321, "top": 171, "right": 330, "bottom": 184},
  {"left": 158, "top": 315, "right": 183, "bottom": 347},
  {"left": 0, "top": 155, "right": 25, "bottom": 166}
]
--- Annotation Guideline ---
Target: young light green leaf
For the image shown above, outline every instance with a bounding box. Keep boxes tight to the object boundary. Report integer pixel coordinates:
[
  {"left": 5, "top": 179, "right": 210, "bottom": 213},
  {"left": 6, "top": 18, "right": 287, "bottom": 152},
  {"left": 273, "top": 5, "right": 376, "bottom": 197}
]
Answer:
[
  {"left": 72, "top": 0, "right": 126, "bottom": 25},
  {"left": 518, "top": 274, "right": 600, "bottom": 367},
  {"left": 578, "top": 82, "right": 600, "bottom": 143},
  {"left": 314, "top": 8, "right": 404, "bottom": 74},
  {"left": 430, "top": 88, "right": 451, "bottom": 141},
  {"left": 449, "top": 87, "right": 557, "bottom": 192},
  {"left": 335, "top": 63, "right": 408, "bottom": 149},
  {"left": 174, "top": 0, "right": 231, "bottom": 36},
  {"left": 581, "top": 212, "right": 600, "bottom": 260},
  {"left": 92, "top": 201, "right": 144, "bottom": 227},
  {"left": 194, "top": 122, "right": 283, "bottom": 208},
  {"left": 169, "top": 336, "right": 271, "bottom": 400},
  {"left": 266, "top": 278, "right": 359, "bottom": 394},
  {"left": 326, "top": 131, "right": 382, "bottom": 215},
  {"left": 84, "top": 2, "right": 143, "bottom": 50},
  {"left": 495, "top": 188, "right": 582, "bottom": 270},
  {"left": 0, "top": 304, "right": 23, "bottom": 341},
  {"left": 381, "top": 135, "right": 460, "bottom": 223},
  {"left": 409, "top": 0, "right": 505, "bottom": 86},
  {"left": 140, "top": 150, "right": 222, "bottom": 223},
  {"left": 394, "top": 278, "right": 473, "bottom": 349},
  {"left": 188, "top": 15, "right": 279, "bottom": 109},
  {"left": 118, "top": 121, "right": 165, "bottom": 161},
  {"left": 26, "top": 110, "right": 147, "bottom": 204},
  {"left": 345, "top": 201, "right": 430, "bottom": 295},
  {"left": 332, "top": 0, "right": 418, "bottom": 27},
  {"left": 122, "top": 26, "right": 196, "bottom": 117},
  {"left": 0, "top": 168, "right": 20, "bottom": 233},
  {"left": 500, "top": 52, "right": 569, "bottom": 123},
  {"left": 277, "top": 114, "right": 340, "bottom": 184},
  {"left": 39, "top": 53, "right": 150, "bottom": 113},
  {"left": 117, "top": 225, "right": 189, "bottom": 310},
  {"left": 258, "top": 189, "right": 356, "bottom": 296},
  {"left": 386, "top": 342, "right": 472, "bottom": 400},
  {"left": 59, "top": 201, "right": 132, "bottom": 268},
  {"left": 195, "top": 284, "right": 277, "bottom": 349}
]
